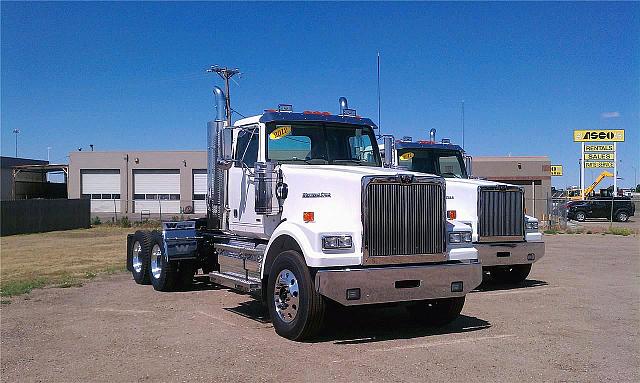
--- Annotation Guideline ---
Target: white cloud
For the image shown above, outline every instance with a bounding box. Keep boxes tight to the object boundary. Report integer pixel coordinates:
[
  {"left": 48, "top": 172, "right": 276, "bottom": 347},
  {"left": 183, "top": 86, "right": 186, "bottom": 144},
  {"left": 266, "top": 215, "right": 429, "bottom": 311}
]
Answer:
[{"left": 601, "top": 111, "right": 620, "bottom": 118}]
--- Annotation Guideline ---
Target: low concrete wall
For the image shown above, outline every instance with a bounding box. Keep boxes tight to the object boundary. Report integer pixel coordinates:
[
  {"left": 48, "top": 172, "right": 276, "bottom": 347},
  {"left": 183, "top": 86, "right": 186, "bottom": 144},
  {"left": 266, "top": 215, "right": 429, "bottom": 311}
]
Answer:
[{"left": 0, "top": 199, "right": 90, "bottom": 236}]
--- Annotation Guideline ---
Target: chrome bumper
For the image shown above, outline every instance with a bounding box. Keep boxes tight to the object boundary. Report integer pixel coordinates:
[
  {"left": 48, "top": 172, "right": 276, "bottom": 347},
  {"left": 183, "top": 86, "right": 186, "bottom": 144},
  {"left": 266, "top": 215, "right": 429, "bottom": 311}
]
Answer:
[
  {"left": 315, "top": 262, "right": 482, "bottom": 306},
  {"left": 476, "top": 241, "right": 545, "bottom": 267}
]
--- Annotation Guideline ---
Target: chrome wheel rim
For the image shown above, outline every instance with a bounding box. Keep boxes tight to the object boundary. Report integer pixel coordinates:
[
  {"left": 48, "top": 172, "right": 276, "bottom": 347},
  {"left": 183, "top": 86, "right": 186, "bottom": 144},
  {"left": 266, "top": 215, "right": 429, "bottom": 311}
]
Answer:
[
  {"left": 619, "top": 213, "right": 627, "bottom": 221},
  {"left": 273, "top": 269, "right": 300, "bottom": 323},
  {"left": 576, "top": 212, "right": 585, "bottom": 221},
  {"left": 150, "top": 244, "right": 162, "bottom": 279},
  {"left": 132, "top": 241, "right": 143, "bottom": 274}
]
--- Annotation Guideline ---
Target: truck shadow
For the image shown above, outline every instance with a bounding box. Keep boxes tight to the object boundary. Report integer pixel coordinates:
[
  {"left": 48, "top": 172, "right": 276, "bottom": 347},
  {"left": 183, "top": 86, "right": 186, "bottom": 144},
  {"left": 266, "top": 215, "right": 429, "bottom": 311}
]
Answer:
[
  {"left": 225, "top": 299, "right": 491, "bottom": 344},
  {"left": 473, "top": 278, "right": 548, "bottom": 293}
]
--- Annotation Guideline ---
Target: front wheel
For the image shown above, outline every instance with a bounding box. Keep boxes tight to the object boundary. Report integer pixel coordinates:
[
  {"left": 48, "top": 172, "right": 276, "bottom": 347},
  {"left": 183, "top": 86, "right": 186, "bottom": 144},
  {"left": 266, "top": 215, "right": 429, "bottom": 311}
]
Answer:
[
  {"left": 406, "top": 296, "right": 466, "bottom": 326},
  {"left": 267, "top": 250, "right": 325, "bottom": 341},
  {"left": 491, "top": 264, "right": 532, "bottom": 284},
  {"left": 574, "top": 211, "right": 586, "bottom": 222},
  {"left": 615, "top": 211, "right": 629, "bottom": 222}
]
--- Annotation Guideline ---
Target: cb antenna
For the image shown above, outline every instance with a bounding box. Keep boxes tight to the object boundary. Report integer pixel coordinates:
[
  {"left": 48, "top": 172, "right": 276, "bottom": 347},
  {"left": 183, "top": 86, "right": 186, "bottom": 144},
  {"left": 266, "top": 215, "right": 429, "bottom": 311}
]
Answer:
[{"left": 207, "top": 65, "right": 241, "bottom": 126}]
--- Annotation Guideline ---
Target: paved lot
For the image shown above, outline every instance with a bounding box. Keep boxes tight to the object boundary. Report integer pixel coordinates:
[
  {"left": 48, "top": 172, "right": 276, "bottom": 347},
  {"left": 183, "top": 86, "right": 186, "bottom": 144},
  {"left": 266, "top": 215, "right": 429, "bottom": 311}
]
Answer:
[{"left": 1, "top": 235, "right": 638, "bottom": 382}]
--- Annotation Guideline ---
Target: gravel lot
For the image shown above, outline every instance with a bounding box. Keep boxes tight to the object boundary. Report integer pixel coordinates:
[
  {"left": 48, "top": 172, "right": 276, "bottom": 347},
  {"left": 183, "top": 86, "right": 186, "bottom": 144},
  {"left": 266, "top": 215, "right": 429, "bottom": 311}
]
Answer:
[{"left": 1, "top": 234, "right": 638, "bottom": 382}]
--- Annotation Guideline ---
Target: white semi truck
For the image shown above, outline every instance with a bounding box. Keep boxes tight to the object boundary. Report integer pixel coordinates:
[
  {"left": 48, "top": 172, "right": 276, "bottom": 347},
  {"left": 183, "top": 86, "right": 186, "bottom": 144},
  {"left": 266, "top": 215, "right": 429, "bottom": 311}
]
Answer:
[
  {"left": 381, "top": 133, "right": 544, "bottom": 283},
  {"left": 126, "top": 88, "right": 482, "bottom": 340}
]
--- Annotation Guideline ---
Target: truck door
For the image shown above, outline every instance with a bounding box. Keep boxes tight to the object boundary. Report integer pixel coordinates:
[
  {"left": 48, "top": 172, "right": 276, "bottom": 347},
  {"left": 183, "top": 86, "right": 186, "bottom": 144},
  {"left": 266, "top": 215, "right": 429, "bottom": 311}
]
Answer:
[{"left": 228, "top": 126, "right": 262, "bottom": 236}]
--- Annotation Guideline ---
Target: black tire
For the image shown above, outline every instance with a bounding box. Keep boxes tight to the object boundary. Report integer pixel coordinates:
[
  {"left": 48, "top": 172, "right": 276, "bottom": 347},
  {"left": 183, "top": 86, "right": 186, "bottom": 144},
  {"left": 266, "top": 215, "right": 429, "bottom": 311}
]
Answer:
[
  {"left": 148, "top": 231, "right": 177, "bottom": 292},
  {"left": 177, "top": 260, "right": 196, "bottom": 289},
  {"left": 615, "top": 210, "right": 629, "bottom": 222},
  {"left": 267, "top": 250, "right": 325, "bottom": 341},
  {"left": 130, "top": 231, "right": 152, "bottom": 285},
  {"left": 491, "top": 264, "right": 532, "bottom": 284},
  {"left": 574, "top": 211, "right": 586, "bottom": 222},
  {"left": 406, "top": 296, "right": 466, "bottom": 327}
]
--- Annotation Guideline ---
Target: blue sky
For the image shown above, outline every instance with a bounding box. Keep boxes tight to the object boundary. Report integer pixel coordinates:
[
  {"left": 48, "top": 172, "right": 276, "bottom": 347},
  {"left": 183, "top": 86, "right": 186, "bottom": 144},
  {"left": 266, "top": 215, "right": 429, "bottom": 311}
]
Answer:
[{"left": 2, "top": 2, "right": 638, "bottom": 188}]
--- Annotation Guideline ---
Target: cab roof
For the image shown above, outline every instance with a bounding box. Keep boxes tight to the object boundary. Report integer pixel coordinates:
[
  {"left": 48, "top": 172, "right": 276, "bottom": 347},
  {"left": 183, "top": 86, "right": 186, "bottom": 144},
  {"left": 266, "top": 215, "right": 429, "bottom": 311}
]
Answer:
[
  {"left": 234, "top": 112, "right": 377, "bottom": 128},
  {"left": 395, "top": 141, "right": 463, "bottom": 151}
]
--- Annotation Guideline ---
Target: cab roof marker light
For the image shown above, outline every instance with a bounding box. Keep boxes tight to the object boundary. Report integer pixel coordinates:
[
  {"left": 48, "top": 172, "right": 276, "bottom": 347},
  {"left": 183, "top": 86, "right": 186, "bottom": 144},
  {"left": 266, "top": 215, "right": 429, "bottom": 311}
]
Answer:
[{"left": 278, "top": 104, "right": 293, "bottom": 112}]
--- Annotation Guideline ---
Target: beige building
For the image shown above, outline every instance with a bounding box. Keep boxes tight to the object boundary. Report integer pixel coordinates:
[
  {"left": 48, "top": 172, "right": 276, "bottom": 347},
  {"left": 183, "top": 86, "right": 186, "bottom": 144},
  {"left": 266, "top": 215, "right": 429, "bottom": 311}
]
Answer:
[
  {"left": 68, "top": 151, "right": 207, "bottom": 215},
  {"left": 472, "top": 156, "right": 552, "bottom": 219}
]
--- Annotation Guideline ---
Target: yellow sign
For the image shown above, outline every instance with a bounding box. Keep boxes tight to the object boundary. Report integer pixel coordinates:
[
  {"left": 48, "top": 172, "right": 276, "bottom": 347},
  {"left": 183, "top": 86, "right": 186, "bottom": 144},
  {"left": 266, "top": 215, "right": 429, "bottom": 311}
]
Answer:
[
  {"left": 585, "top": 144, "right": 614, "bottom": 152},
  {"left": 584, "top": 153, "right": 615, "bottom": 161},
  {"left": 585, "top": 161, "right": 614, "bottom": 168},
  {"left": 573, "top": 129, "right": 624, "bottom": 142},
  {"left": 550, "top": 165, "right": 563, "bottom": 176},
  {"left": 269, "top": 125, "right": 292, "bottom": 140},
  {"left": 399, "top": 152, "right": 415, "bottom": 161}
]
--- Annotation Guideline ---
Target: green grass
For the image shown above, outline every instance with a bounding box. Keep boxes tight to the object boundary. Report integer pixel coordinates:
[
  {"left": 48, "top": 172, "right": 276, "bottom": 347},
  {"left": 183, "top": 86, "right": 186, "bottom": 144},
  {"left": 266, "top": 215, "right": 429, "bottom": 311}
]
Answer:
[
  {"left": 0, "top": 277, "right": 48, "bottom": 297},
  {"left": 544, "top": 228, "right": 559, "bottom": 235},
  {"left": 608, "top": 227, "right": 633, "bottom": 236}
]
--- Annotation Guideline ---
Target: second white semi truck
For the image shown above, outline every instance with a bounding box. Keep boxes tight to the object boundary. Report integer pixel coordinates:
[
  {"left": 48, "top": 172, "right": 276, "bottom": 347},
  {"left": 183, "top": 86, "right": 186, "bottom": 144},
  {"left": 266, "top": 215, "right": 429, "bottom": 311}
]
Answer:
[
  {"left": 127, "top": 88, "right": 482, "bottom": 340},
  {"left": 381, "top": 133, "right": 545, "bottom": 283}
]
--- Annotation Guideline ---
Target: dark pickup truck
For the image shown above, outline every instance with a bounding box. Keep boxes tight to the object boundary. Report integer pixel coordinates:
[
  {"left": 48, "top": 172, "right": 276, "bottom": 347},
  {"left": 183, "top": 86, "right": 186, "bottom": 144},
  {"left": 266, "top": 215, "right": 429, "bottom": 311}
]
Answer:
[{"left": 566, "top": 197, "right": 635, "bottom": 222}]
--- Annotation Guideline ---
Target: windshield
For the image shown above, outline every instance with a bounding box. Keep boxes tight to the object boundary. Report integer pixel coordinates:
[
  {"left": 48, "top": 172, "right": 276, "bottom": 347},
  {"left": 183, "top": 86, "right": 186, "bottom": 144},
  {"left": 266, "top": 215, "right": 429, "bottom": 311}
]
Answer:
[
  {"left": 267, "top": 123, "right": 381, "bottom": 166},
  {"left": 396, "top": 148, "right": 468, "bottom": 178}
]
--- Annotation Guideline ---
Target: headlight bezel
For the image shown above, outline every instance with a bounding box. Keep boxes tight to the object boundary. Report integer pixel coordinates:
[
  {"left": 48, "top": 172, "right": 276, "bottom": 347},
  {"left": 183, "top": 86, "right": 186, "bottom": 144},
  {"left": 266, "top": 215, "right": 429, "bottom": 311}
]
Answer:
[
  {"left": 449, "top": 231, "right": 472, "bottom": 244},
  {"left": 525, "top": 221, "right": 539, "bottom": 231},
  {"left": 322, "top": 235, "right": 353, "bottom": 250}
]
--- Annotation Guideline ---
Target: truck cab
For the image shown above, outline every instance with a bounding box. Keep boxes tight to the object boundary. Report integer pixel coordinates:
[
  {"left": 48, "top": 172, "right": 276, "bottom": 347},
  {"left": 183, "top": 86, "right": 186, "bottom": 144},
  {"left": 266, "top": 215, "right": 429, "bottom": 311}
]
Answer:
[
  {"left": 127, "top": 91, "right": 482, "bottom": 340},
  {"left": 381, "top": 136, "right": 545, "bottom": 283}
]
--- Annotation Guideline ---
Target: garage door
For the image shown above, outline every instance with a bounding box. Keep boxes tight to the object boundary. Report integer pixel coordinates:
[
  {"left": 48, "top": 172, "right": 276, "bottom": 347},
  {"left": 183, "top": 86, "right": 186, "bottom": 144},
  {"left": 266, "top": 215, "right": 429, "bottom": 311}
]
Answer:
[
  {"left": 133, "top": 170, "right": 181, "bottom": 213},
  {"left": 193, "top": 170, "right": 207, "bottom": 214},
  {"left": 81, "top": 170, "right": 121, "bottom": 213}
]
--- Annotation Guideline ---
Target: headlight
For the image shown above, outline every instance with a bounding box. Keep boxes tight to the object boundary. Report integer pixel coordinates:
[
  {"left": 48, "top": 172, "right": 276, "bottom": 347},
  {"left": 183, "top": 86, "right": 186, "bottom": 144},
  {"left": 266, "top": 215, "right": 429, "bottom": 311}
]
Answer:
[
  {"left": 525, "top": 221, "right": 539, "bottom": 231},
  {"left": 449, "top": 232, "right": 472, "bottom": 243},
  {"left": 322, "top": 235, "right": 353, "bottom": 249}
]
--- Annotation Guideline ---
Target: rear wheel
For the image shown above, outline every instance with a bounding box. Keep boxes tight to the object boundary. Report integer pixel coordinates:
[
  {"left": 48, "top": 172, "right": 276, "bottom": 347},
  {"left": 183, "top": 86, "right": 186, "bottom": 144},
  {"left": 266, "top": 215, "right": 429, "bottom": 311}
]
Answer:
[
  {"left": 574, "top": 211, "right": 586, "bottom": 222},
  {"left": 267, "top": 250, "right": 325, "bottom": 341},
  {"left": 130, "top": 231, "right": 152, "bottom": 285},
  {"left": 407, "top": 296, "right": 465, "bottom": 326},
  {"left": 491, "top": 264, "right": 532, "bottom": 284},
  {"left": 615, "top": 211, "right": 629, "bottom": 222},
  {"left": 149, "top": 231, "right": 177, "bottom": 292}
]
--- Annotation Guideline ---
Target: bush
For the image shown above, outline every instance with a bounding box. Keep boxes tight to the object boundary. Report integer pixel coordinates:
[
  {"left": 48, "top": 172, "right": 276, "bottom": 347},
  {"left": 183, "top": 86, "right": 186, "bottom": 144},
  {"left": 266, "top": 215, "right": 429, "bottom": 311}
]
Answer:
[
  {"left": 543, "top": 228, "right": 558, "bottom": 235},
  {"left": 608, "top": 227, "right": 633, "bottom": 236},
  {"left": 91, "top": 216, "right": 102, "bottom": 226},
  {"left": 119, "top": 216, "right": 131, "bottom": 228}
]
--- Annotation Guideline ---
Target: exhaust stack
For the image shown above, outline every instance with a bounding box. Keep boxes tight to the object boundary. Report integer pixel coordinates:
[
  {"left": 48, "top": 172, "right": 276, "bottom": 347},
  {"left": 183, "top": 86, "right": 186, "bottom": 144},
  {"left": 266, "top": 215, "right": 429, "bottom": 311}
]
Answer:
[
  {"left": 207, "top": 86, "right": 228, "bottom": 230},
  {"left": 339, "top": 97, "right": 348, "bottom": 115},
  {"left": 429, "top": 128, "right": 436, "bottom": 142}
]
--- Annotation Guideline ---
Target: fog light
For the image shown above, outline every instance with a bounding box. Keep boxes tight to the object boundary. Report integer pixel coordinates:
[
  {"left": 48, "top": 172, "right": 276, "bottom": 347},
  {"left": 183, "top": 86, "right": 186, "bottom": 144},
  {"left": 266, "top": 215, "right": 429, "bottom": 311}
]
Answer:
[
  {"left": 527, "top": 253, "right": 535, "bottom": 261},
  {"left": 451, "top": 281, "right": 464, "bottom": 292},
  {"left": 346, "top": 288, "right": 361, "bottom": 300}
]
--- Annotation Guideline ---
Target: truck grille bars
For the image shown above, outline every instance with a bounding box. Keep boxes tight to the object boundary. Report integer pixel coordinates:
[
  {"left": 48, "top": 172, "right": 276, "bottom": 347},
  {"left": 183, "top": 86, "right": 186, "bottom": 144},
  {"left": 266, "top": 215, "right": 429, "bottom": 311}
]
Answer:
[
  {"left": 477, "top": 186, "right": 525, "bottom": 242},
  {"left": 362, "top": 176, "right": 446, "bottom": 265}
]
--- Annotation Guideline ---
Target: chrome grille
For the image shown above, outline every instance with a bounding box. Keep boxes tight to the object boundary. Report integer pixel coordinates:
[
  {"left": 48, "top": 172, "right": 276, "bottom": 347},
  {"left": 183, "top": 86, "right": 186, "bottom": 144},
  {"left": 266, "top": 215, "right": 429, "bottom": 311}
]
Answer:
[
  {"left": 478, "top": 186, "right": 524, "bottom": 241},
  {"left": 364, "top": 178, "right": 445, "bottom": 260}
]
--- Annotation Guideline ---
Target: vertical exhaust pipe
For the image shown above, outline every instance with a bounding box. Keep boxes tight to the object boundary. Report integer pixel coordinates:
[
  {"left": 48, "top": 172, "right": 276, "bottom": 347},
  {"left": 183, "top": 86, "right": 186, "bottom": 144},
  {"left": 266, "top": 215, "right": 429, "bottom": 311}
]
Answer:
[
  {"left": 429, "top": 128, "right": 436, "bottom": 142},
  {"left": 208, "top": 86, "right": 228, "bottom": 229},
  {"left": 339, "top": 97, "right": 348, "bottom": 115}
]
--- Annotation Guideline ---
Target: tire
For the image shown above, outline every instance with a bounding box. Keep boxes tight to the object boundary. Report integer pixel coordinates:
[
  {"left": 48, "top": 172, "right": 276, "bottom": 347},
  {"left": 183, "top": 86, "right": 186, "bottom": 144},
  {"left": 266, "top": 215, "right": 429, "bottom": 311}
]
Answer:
[
  {"left": 615, "top": 211, "right": 629, "bottom": 222},
  {"left": 267, "top": 250, "right": 325, "bottom": 341},
  {"left": 177, "top": 260, "right": 196, "bottom": 289},
  {"left": 148, "top": 231, "right": 177, "bottom": 292},
  {"left": 406, "top": 296, "right": 466, "bottom": 327},
  {"left": 130, "top": 231, "right": 152, "bottom": 285},
  {"left": 491, "top": 264, "right": 532, "bottom": 284},
  {"left": 574, "top": 211, "right": 586, "bottom": 222}
]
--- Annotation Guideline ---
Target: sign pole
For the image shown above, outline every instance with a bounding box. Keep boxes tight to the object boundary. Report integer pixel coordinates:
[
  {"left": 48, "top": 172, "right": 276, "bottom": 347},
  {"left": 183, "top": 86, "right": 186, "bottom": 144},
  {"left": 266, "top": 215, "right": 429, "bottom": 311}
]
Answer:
[
  {"left": 581, "top": 142, "right": 585, "bottom": 200},
  {"left": 613, "top": 142, "right": 617, "bottom": 195}
]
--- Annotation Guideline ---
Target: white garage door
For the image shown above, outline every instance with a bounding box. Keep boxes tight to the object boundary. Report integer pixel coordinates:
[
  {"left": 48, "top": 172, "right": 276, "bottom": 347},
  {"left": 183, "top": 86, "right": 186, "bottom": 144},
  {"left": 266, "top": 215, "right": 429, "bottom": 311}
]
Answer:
[
  {"left": 193, "top": 170, "right": 207, "bottom": 214},
  {"left": 134, "top": 170, "right": 181, "bottom": 214},
  {"left": 81, "top": 170, "right": 121, "bottom": 213}
]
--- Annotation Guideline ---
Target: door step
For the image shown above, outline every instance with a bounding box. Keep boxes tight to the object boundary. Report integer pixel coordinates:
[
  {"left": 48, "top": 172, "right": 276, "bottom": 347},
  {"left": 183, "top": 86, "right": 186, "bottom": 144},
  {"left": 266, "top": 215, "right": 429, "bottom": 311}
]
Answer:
[{"left": 209, "top": 271, "right": 261, "bottom": 293}]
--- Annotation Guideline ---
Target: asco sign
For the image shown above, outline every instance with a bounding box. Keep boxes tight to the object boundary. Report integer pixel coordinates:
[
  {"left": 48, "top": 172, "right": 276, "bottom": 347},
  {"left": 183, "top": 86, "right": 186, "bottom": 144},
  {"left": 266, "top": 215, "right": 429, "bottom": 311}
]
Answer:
[{"left": 573, "top": 129, "right": 625, "bottom": 142}]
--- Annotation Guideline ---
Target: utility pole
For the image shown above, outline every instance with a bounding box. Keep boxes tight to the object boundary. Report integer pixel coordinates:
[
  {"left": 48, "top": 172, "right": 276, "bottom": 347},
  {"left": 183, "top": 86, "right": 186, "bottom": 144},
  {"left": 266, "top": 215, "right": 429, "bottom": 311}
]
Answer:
[
  {"left": 207, "top": 65, "right": 240, "bottom": 126},
  {"left": 12, "top": 129, "right": 20, "bottom": 157}
]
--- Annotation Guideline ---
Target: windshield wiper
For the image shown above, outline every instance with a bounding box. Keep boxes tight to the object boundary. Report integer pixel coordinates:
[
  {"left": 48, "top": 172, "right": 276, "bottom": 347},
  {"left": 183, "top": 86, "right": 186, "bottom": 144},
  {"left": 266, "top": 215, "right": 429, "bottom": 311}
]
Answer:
[
  {"left": 331, "top": 159, "right": 368, "bottom": 166},
  {"left": 278, "top": 158, "right": 328, "bottom": 165}
]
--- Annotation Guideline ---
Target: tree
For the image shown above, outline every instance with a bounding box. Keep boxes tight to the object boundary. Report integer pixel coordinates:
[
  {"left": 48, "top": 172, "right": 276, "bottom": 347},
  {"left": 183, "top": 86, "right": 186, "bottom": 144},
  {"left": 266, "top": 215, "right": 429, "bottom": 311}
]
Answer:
[{"left": 636, "top": 184, "right": 640, "bottom": 193}]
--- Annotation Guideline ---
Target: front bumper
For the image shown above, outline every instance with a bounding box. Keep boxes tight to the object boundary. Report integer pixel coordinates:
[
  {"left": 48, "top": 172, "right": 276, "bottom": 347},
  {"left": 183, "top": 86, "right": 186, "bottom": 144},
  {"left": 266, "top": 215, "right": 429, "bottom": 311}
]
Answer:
[
  {"left": 315, "top": 261, "right": 482, "bottom": 306},
  {"left": 476, "top": 241, "right": 545, "bottom": 267}
]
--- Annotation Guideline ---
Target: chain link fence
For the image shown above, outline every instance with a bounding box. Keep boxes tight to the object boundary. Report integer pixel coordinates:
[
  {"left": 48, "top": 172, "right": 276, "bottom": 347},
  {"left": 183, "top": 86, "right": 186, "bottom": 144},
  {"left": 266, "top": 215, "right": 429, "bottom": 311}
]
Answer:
[{"left": 88, "top": 199, "right": 206, "bottom": 224}]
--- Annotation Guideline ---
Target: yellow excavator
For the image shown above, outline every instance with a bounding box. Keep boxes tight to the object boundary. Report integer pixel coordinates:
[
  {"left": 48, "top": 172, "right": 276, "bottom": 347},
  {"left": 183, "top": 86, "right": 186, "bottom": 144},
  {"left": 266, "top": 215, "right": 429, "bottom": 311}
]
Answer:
[{"left": 570, "top": 171, "right": 614, "bottom": 200}]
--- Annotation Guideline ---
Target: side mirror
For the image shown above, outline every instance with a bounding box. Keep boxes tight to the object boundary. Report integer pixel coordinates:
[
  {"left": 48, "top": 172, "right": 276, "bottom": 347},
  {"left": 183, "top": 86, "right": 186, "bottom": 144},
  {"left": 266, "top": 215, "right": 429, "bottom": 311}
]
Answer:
[
  {"left": 464, "top": 155, "right": 473, "bottom": 178},
  {"left": 221, "top": 127, "right": 233, "bottom": 162},
  {"left": 382, "top": 135, "right": 394, "bottom": 168}
]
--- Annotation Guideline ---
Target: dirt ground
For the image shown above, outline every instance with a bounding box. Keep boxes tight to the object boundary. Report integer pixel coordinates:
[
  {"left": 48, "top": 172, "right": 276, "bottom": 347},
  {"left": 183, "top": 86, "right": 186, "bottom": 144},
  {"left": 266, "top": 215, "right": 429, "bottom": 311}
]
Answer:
[{"left": 1, "top": 234, "right": 639, "bottom": 382}]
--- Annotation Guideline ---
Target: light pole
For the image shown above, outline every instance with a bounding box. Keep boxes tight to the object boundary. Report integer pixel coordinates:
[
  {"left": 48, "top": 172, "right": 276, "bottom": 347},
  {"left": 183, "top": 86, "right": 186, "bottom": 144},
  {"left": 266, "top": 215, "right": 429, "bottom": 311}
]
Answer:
[
  {"left": 47, "top": 146, "right": 52, "bottom": 162},
  {"left": 12, "top": 129, "right": 20, "bottom": 157}
]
